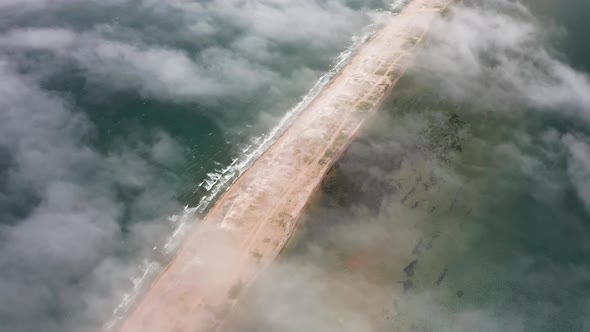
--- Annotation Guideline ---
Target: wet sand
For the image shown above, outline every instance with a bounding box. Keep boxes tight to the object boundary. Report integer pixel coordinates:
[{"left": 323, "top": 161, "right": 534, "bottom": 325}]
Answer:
[{"left": 117, "top": 1, "right": 454, "bottom": 331}]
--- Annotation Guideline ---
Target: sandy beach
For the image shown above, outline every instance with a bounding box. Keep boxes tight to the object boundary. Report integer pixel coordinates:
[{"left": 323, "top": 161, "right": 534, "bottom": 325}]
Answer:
[{"left": 116, "top": 1, "right": 454, "bottom": 331}]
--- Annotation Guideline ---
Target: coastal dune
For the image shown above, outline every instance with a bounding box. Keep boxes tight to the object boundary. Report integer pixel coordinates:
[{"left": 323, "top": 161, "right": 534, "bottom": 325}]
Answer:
[{"left": 117, "top": 0, "right": 454, "bottom": 331}]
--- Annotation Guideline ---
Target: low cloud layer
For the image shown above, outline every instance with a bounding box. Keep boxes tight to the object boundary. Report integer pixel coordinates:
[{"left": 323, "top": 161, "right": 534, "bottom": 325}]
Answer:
[
  {"left": 2, "top": 0, "right": 590, "bottom": 331},
  {"left": 414, "top": 0, "right": 590, "bottom": 117},
  {"left": 0, "top": 59, "right": 184, "bottom": 332},
  {"left": 226, "top": 1, "right": 590, "bottom": 331},
  {"left": 0, "top": 1, "right": 381, "bottom": 332},
  {"left": 414, "top": 0, "right": 590, "bottom": 214},
  {"left": 0, "top": 0, "right": 376, "bottom": 107}
]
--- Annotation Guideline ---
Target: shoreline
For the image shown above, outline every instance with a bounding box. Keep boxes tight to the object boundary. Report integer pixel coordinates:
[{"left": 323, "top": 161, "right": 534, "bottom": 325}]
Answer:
[
  {"left": 104, "top": 19, "right": 381, "bottom": 331},
  {"left": 117, "top": 1, "right": 454, "bottom": 331}
]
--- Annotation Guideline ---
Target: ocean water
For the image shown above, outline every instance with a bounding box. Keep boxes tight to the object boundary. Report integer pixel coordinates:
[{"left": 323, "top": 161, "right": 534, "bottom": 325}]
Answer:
[
  {"left": 229, "top": 0, "right": 590, "bottom": 331},
  {"left": 1, "top": 0, "right": 589, "bottom": 331},
  {"left": 394, "top": 1, "right": 590, "bottom": 330},
  {"left": 0, "top": 1, "right": 390, "bottom": 331}
]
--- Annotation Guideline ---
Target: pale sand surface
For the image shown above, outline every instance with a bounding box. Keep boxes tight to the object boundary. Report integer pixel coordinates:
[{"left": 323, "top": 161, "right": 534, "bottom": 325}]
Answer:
[{"left": 117, "top": 1, "right": 454, "bottom": 331}]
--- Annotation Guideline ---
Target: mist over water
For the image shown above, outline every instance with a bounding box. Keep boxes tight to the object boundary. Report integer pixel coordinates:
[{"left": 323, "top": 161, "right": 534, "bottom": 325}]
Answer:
[
  {"left": 228, "top": 0, "right": 590, "bottom": 331},
  {"left": 1, "top": 0, "right": 590, "bottom": 331},
  {"left": 0, "top": 1, "right": 388, "bottom": 331}
]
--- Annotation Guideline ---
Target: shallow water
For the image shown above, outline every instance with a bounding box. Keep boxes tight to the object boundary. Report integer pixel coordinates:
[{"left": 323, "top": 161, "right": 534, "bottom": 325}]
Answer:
[
  {"left": 232, "top": 1, "right": 590, "bottom": 331},
  {"left": 0, "top": 1, "right": 387, "bottom": 331},
  {"left": 1, "top": 0, "right": 589, "bottom": 331}
]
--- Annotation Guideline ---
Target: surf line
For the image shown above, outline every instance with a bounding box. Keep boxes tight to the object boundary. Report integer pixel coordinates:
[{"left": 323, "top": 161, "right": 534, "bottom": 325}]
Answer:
[{"left": 110, "top": 1, "right": 455, "bottom": 331}]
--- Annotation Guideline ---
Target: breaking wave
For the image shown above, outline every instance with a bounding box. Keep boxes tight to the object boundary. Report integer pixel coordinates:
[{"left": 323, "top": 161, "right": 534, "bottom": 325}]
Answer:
[{"left": 104, "top": 1, "right": 406, "bottom": 329}]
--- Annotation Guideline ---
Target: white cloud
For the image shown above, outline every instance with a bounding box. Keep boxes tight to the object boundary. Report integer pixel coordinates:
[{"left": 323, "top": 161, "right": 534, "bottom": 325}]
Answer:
[
  {"left": 414, "top": 0, "right": 590, "bottom": 118},
  {"left": 563, "top": 134, "right": 590, "bottom": 213},
  {"left": 0, "top": 1, "right": 381, "bottom": 331},
  {"left": 0, "top": 0, "right": 375, "bottom": 104},
  {"left": 0, "top": 60, "right": 185, "bottom": 332}
]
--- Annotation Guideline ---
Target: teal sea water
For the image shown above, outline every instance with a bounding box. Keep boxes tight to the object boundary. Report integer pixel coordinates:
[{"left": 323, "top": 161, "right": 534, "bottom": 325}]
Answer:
[
  {"left": 398, "top": 1, "right": 590, "bottom": 330},
  {"left": 1, "top": 0, "right": 589, "bottom": 331},
  {"left": 264, "top": 0, "right": 590, "bottom": 331},
  {"left": 0, "top": 1, "right": 387, "bottom": 331}
]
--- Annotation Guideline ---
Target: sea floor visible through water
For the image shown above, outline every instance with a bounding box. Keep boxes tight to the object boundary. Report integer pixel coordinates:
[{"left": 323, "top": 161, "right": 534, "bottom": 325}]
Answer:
[
  {"left": 229, "top": 35, "right": 590, "bottom": 332},
  {"left": 242, "top": 1, "right": 590, "bottom": 331},
  {"left": 111, "top": 0, "right": 590, "bottom": 330}
]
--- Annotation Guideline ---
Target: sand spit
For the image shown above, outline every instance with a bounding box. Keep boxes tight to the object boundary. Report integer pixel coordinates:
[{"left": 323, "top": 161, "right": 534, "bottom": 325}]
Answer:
[{"left": 117, "top": 1, "right": 454, "bottom": 331}]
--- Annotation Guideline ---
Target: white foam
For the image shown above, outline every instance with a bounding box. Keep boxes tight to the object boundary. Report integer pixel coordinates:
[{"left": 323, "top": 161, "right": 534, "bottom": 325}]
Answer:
[
  {"left": 103, "top": 5, "right": 400, "bottom": 329},
  {"left": 104, "top": 260, "right": 163, "bottom": 330},
  {"left": 388, "top": 0, "right": 410, "bottom": 13},
  {"left": 190, "top": 23, "right": 380, "bottom": 216}
]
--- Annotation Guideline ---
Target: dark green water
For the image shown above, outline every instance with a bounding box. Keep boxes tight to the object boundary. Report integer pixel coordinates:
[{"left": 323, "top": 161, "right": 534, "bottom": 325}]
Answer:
[
  {"left": 230, "top": 1, "right": 590, "bottom": 331},
  {"left": 297, "top": 1, "right": 590, "bottom": 331},
  {"left": 0, "top": 1, "right": 386, "bottom": 331},
  {"left": 1, "top": 0, "right": 589, "bottom": 331}
]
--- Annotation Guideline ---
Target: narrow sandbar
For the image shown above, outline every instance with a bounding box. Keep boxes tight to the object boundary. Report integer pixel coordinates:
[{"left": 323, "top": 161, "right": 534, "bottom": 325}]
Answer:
[{"left": 117, "top": 1, "right": 454, "bottom": 331}]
